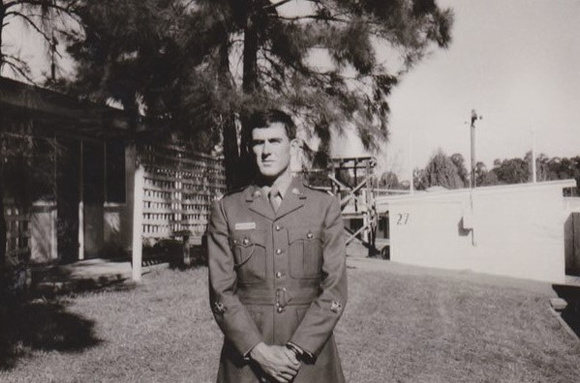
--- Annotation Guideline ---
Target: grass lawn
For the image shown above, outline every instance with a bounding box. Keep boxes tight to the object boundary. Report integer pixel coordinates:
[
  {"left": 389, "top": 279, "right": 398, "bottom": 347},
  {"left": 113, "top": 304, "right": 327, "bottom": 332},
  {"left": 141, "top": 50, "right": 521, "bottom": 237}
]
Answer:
[{"left": 1, "top": 263, "right": 580, "bottom": 383}]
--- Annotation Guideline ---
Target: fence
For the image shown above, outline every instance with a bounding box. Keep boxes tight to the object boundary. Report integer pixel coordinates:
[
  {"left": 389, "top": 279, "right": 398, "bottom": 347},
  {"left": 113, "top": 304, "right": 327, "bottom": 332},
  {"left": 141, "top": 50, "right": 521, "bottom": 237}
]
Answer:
[
  {"left": 139, "top": 145, "right": 226, "bottom": 245},
  {"left": 4, "top": 200, "right": 31, "bottom": 265}
]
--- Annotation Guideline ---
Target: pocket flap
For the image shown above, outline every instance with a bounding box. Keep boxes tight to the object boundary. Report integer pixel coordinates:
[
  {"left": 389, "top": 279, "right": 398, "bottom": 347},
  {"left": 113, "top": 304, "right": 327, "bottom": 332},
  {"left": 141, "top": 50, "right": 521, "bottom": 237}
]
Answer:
[
  {"left": 288, "top": 227, "right": 322, "bottom": 244},
  {"left": 232, "top": 230, "right": 266, "bottom": 248}
]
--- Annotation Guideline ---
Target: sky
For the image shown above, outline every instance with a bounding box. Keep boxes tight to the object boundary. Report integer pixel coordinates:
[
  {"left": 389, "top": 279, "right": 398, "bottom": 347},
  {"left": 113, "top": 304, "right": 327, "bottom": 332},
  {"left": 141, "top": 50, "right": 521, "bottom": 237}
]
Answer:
[
  {"left": 5, "top": 0, "right": 580, "bottom": 181},
  {"left": 365, "top": 0, "right": 580, "bottom": 178}
]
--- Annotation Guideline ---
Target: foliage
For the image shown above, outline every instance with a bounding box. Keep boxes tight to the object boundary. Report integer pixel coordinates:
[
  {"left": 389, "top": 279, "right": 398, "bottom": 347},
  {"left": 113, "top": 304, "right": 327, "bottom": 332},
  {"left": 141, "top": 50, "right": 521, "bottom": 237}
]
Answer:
[
  {"left": 450, "top": 152, "right": 468, "bottom": 186},
  {"left": 414, "top": 150, "right": 580, "bottom": 192},
  {"left": 66, "top": 0, "right": 454, "bottom": 188},
  {"left": 0, "top": 0, "right": 76, "bottom": 274},
  {"left": 0, "top": 0, "right": 78, "bottom": 82},
  {"left": 491, "top": 152, "right": 580, "bottom": 187},
  {"left": 0, "top": 126, "right": 59, "bottom": 272},
  {"left": 474, "top": 161, "right": 498, "bottom": 187},
  {"left": 378, "top": 171, "right": 407, "bottom": 190},
  {"left": 415, "top": 149, "right": 465, "bottom": 190},
  {"left": 492, "top": 157, "right": 529, "bottom": 185}
]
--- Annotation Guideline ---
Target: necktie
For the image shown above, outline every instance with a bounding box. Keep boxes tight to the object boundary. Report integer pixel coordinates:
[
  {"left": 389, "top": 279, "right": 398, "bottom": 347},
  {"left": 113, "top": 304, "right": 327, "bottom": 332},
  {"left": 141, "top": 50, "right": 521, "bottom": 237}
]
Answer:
[{"left": 269, "top": 187, "right": 281, "bottom": 212}]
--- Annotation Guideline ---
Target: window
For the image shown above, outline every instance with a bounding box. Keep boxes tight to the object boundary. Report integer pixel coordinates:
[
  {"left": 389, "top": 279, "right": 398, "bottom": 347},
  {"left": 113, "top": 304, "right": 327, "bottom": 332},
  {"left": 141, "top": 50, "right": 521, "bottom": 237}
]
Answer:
[{"left": 105, "top": 141, "right": 126, "bottom": 203}]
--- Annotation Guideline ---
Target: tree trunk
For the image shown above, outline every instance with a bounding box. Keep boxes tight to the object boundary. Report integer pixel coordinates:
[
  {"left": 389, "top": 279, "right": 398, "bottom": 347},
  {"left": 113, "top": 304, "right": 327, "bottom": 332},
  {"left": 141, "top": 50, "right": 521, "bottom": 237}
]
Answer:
[
  {"left": 238, "top": 1, "right": 260, "bottom": 186},
  {"left": 218, "top": 41, "right": 241, "bottom": 191},
  {"left": 0, "top": 5, "right": 5, "bottom": 69},
  {"left": 222, "top": 114, "right": 240, "bottom": 190},
  {"left": 0, "top": 167, "right": 6, "bottom": 268}
]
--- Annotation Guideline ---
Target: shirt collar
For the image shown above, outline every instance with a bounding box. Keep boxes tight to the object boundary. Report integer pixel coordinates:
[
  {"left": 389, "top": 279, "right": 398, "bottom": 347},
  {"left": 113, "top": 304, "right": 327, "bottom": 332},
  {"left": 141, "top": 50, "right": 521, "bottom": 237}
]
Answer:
[{"left": 261, "top": 171, "right": 294, "bottom": 200}]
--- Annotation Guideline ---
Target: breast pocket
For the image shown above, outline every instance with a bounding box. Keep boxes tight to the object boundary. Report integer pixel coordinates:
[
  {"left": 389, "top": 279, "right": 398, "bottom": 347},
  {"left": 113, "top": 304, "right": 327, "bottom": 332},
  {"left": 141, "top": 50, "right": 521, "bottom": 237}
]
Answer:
[
  {"left": 231, "top": 230, "right": 266, "bottom": 284},
  {"left": 288, "top": 228, "right": 323, "bottom": 279}
]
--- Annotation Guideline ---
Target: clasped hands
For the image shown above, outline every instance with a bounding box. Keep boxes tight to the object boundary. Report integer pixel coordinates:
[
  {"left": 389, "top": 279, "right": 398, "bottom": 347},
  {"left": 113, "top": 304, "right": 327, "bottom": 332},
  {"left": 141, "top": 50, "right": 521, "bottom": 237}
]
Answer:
[{"left": 250, "top": 342, "right": 301, "bottom": 383}]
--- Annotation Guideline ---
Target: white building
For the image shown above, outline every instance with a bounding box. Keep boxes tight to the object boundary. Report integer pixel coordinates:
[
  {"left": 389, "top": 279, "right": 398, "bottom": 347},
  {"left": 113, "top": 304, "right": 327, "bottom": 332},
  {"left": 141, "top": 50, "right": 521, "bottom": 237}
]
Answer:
[{"left": 380, "top": 180, "right": 579, "bottom": 283}]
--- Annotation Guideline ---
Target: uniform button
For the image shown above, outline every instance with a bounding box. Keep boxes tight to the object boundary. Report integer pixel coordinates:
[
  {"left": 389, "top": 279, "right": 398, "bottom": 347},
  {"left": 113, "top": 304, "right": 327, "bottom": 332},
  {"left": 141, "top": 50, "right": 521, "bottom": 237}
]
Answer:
[
  {"left": 277, "top": 307, "right": 284, "bottom": 313},
  {"left": 307, "top": 232, "right": 313, "bottom": 239},
  {"left": 242, "top": 238, "right": 250, "bottom": 245},
  {"left": 275, "top": 225, "right": 281, "bottom": 231},
  {"left": 275, "top": 249, "right": 283, "bottom": 255},
  {"left": 276, "top": 272, "right": 283, "bottom": 278}
]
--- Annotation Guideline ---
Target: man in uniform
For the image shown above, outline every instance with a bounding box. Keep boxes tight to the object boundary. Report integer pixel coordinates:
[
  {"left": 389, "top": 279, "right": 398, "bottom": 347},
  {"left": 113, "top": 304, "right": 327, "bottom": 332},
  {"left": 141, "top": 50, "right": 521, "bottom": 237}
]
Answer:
[{"left": 208, "top": 109, "right": 348, "bottom": 383}]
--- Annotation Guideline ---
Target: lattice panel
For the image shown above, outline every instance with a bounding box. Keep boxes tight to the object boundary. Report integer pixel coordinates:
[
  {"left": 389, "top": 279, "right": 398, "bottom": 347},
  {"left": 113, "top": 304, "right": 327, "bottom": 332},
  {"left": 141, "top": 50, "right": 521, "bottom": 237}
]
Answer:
[
  {"left": 139, "top": 145, "right": 225, "bottom": 242},
  {"left": 4, "top": 201, "right": 31, "bottom": 264}
]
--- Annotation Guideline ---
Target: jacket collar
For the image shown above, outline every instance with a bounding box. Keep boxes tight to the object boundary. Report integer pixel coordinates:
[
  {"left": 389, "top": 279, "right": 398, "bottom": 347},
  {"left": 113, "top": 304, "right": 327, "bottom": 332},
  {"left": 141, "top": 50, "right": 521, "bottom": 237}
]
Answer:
[{"left": 245, "top": 176, "right": 307, "bottom": 221}]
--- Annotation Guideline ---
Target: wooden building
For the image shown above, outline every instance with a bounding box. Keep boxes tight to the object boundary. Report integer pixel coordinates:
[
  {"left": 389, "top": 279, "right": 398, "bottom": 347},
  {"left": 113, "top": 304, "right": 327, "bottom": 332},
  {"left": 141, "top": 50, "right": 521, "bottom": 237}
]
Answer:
[{"left": 1, "top": 77, "right": 225, "bottom": 270}]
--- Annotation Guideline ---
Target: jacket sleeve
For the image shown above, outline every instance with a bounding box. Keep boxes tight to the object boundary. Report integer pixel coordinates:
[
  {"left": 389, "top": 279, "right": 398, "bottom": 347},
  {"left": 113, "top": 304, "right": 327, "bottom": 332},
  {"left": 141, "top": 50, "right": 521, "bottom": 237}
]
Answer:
[
  {"left": 288, "top": 196, "right": 348, "bottom": 358},
  {"left": 208, "top": 198, "right": 263, "bottom": 356}
]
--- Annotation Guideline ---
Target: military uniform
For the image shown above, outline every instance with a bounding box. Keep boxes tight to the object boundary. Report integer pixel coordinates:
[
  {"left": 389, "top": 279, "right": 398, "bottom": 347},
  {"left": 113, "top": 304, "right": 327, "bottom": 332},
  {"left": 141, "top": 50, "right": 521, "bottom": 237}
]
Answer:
[{"left": 208, "top": 177, "right": 347, "bottom": 383}]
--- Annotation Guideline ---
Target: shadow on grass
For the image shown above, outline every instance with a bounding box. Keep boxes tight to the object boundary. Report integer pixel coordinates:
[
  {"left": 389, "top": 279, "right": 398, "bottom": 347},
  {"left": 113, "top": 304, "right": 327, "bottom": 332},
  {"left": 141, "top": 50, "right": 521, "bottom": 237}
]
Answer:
[
  {"left": 552, "top": 284, "right": 580, "bottom": 338},
  {"left": 0, "top": 299, "right": 102, "bottom": 371}
]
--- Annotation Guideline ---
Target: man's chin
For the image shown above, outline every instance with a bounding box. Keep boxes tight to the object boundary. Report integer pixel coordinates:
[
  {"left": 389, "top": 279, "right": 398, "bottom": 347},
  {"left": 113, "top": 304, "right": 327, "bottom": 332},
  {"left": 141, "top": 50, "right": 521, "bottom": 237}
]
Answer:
[
  {"left": 258, "top": 168, "right": 282, "bottom": 179},
  {"left": 259, "top": 167, "right": 277, "bottom": 176}
]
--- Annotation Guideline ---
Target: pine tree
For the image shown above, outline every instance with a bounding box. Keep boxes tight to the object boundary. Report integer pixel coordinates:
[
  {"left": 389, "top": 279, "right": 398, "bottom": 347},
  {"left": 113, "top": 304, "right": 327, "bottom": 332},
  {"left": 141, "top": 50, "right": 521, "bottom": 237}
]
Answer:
[{"left": 67, "top": 0, "right": 454, "bottom": 188}]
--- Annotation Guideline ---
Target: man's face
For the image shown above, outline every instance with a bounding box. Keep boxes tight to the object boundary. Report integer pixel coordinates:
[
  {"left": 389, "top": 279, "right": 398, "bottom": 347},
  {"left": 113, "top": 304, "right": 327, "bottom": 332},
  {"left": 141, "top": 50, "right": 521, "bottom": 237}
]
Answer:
[{"left": 251, "top": 122, "right": 297, "bottom": 180}]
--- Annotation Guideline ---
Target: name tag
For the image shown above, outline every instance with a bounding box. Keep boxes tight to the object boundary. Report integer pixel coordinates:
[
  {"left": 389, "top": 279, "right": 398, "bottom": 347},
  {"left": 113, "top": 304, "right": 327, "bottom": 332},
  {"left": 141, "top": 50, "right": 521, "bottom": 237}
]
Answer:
[{"left": 235, "top": 222, "right": 256, "bottom": 230}]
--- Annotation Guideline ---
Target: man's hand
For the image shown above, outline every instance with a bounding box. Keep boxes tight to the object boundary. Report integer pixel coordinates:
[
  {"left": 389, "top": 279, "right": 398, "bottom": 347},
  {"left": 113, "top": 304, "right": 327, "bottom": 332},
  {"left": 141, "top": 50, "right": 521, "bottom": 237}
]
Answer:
[{"left": 250, "top": 342, "right": 301, "bottom": 382}]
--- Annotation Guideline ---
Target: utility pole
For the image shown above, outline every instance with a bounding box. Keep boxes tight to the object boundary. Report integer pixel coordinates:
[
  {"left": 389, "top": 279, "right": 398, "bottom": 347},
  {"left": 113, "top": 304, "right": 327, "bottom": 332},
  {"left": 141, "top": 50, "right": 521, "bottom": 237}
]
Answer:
[
  {"left": 409, "top": 132, "right": 414, "bottom": 194},
  {"left": 469, "top": 109, "right": 482, "bottom": 188},
  {"left": 531, "top": 129, "right": 537, "bottom": 183}
]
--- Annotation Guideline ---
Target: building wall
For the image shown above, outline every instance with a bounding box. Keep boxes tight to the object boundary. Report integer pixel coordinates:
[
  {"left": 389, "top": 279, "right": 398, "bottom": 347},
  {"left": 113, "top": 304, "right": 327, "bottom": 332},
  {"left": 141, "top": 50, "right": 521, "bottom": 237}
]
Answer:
[
  {"left": 385, "top": 180, "right": 575, "bottom": 283},
  {"left": 102, "top": 145, "right": 137, "bottom": 254},
  {"left": 30, "top": 201, "right": 58, "bottom": 263},
  {"left": 564, "top": 197, "right": 580, "bottom": 275}
]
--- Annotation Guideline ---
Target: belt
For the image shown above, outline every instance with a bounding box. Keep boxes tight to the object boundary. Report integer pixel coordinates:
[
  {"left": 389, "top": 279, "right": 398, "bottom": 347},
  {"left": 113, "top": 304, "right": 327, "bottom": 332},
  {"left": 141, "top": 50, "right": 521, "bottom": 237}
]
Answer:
[{"left": 238, "top": 287, "right": 319, "bottom": 307}]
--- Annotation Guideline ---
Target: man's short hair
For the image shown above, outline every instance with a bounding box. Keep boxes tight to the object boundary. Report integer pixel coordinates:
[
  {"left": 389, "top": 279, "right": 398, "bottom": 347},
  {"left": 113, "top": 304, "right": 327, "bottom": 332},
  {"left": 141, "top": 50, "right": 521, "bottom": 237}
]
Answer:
[{"left": 249, "top": 109, "right": 297, "bottom": 140}]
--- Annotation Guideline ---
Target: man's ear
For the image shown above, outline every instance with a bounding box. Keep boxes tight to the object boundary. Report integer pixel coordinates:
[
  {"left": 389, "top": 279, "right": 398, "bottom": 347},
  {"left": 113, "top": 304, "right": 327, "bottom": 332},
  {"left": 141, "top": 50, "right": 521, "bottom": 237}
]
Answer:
[
  {"left": 289, "top": 138, "right": 302, "bottom": 172},
  {"left": 290, "top": 138, "right": 300, "bottom": 150}
]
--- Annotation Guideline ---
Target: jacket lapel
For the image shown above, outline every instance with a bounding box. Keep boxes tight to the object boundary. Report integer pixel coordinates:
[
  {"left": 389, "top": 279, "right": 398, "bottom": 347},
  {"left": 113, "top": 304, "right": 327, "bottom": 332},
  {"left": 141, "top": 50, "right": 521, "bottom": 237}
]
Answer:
[
  {"left": 275, "top": 178, "right": 306, "bottom": 220},
  {"left": 247, "top": 185, "right": 276, "bottom": 221}
]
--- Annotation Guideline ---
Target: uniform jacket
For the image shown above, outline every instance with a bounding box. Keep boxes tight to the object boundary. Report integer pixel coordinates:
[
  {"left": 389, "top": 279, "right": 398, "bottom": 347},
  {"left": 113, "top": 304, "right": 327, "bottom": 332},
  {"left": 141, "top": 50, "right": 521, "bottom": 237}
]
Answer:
[{"left": 208, "top": 177, "right": 348, "bottom": 383}]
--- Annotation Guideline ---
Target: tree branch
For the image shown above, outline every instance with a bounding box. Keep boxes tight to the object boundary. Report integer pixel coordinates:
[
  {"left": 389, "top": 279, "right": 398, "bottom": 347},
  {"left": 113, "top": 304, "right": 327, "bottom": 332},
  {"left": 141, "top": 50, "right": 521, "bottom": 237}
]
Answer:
[
  {"left": 3, "top": 54, "right": 34, "bottom": 83},
  {"left": 6, "top": 0, "right": 77, "bottom": 15},
  {"left": 6, "top": 10, "right": 53, "bottom": 44},
  {"left": 263, "top": 0, "right": 294, "bottom": 11},
  {"left": 276, "top": 14, "right": 350, "bottom": 23}
]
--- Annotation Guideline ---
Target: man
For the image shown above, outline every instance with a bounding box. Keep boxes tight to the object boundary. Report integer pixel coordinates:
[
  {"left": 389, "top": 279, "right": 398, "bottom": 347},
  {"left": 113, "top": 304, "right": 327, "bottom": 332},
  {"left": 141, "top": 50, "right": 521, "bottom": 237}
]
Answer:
[{"left": 208, "top": 110, "right": 348, "bottom": 383}]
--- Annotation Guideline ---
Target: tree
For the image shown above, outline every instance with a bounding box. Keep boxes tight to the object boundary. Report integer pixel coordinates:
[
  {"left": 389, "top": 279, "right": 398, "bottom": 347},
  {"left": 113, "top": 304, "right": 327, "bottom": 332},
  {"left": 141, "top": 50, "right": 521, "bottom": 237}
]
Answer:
[
  {"left": 524, "top": 151, "right": 552, "bottom": 182},
  {"left": 474, "top": 161, "right": 498, "bottom": 186},
  {"left": 1, "top": 0, "right": 77, "bottom": 269},
  {"left": 378, "top": 171, "right": 401, "bottom": 189},
  {"left": 450, "top": 152, "right": 468, "bottom": 186},
  {"left": 548, "top": 156, "right": 580, "bottom": 183},
  {"left": 546, "top": 155, "right": 580, "bottom": 195},
  {"left": 0, "top": 0, "right": 78, "bottom": 81},
  {"left": 413, "top": 167, "right": 427, "bottom": 191},
  {"left": 492, "top": 157, "right": 530, "bottom": 185},
  {"left": 418, "top": 149, "right": 465, "bottom": 190},
  {"left": 67, "top": 0, "right": 454, "bottom": 189}
]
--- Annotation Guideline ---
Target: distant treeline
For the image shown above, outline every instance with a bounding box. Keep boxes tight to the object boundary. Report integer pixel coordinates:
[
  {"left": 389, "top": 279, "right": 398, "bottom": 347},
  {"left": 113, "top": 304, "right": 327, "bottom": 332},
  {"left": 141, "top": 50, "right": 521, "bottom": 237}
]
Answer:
[
  {"left": 373, "top": 150, "right": 580, "bottom": 195},
  {"left": 408, "top": 150, "right": 580, "bottom": 194}
]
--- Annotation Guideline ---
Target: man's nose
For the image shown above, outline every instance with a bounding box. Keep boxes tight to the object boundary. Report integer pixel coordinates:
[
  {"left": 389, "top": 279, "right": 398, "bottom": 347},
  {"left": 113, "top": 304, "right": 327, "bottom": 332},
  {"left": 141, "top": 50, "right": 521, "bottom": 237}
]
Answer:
[{"left": 262, "top": 141, "right": 272, "bottom": 155}]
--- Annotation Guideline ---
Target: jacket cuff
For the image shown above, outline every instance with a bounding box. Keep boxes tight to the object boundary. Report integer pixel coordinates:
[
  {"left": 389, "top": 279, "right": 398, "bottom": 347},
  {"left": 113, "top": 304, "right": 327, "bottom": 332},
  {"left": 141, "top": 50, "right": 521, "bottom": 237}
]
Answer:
[
  {"left": 243, "top": 340, "right": 263, "bottom": 361},
  {"left": 286, "top": 341, "right": 314, "bottom": 362}
]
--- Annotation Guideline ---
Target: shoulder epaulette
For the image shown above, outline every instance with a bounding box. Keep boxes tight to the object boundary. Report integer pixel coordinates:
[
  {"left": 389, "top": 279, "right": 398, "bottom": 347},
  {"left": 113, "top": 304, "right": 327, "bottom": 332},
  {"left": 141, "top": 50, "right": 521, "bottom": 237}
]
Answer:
[{"left": 302, "top": 181, "right": 332, "bottom": 195}]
